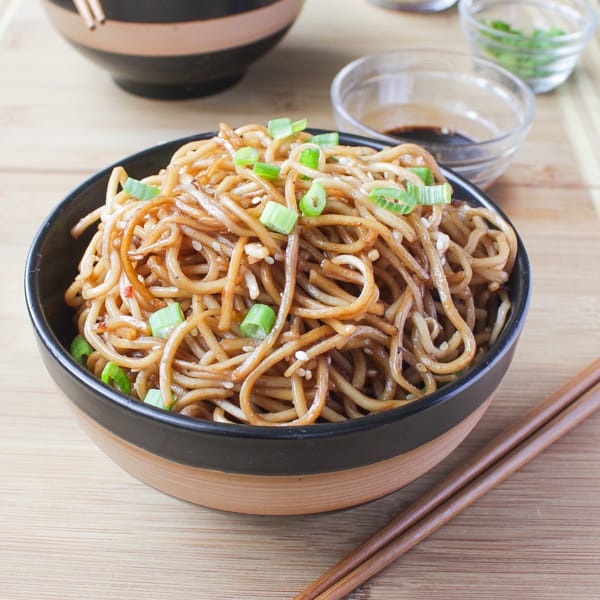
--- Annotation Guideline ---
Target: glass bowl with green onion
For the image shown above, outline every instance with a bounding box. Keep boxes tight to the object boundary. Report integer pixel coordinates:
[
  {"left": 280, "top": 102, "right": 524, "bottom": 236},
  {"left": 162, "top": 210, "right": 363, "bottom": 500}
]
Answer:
[{"left": 459, "top": 0, "right": 598, "bottom": 94}]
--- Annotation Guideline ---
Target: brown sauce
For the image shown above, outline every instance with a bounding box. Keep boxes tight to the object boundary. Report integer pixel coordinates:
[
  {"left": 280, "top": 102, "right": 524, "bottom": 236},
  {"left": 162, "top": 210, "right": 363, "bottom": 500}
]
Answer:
[{"left": 385, "top": 125, "right": 474, "bottom": 146}]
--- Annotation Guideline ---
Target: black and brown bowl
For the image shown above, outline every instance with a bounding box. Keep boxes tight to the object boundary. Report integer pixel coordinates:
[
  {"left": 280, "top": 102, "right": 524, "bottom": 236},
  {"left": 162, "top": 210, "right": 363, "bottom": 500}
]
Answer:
[
  {"left": 24, "top": 131, "right": 531, "bottom": 515},
  {"left": 42, "top": 0, "right": 304, "bottom": 99}
]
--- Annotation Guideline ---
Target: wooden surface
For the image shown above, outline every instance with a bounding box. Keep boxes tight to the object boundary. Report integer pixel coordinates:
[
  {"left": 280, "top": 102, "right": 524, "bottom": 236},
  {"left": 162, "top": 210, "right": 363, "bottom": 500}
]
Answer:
[{"left": 2, "top": 0, "right": 600, "bottom": 598}]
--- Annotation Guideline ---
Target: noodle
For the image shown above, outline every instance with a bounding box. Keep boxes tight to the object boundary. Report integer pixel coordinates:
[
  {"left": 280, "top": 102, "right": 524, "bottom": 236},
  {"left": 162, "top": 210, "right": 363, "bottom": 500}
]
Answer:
[{"left": 65, "top": 122, "right": 517, "bottom": 426}]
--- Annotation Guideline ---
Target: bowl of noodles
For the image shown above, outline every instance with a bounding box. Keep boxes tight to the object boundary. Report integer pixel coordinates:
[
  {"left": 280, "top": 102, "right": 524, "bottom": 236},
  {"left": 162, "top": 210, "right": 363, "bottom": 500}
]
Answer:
[{"left": 25, "top": 121, "right": 531, "bottom": 515}]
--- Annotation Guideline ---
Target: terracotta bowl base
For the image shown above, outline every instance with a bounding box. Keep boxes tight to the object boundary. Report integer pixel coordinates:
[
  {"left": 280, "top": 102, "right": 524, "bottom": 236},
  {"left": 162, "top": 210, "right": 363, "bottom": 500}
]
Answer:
[{"left": 69, "top": 396, "right": 492, "bottom": 515}]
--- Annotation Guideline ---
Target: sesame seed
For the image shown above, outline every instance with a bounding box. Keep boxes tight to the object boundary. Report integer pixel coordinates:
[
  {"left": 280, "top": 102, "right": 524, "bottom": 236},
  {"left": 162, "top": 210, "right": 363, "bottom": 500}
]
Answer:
[
  {"left": 244, "top": 243, "right": 268, "bottom": 259},
  {"left": 242, "top": 345, "right": 254, "bottom": 353},
  {"left": 436, "top": 233, "right": 449, "bottom": 252},
  {"left": 223, "top": 381, "right": 234, "bottom": 389},
  {"left": 295, "top": 350, "right": 310, "bottom": 361},
  {"left": 265, "top": 256, "right": 275, "bottom": 265}
]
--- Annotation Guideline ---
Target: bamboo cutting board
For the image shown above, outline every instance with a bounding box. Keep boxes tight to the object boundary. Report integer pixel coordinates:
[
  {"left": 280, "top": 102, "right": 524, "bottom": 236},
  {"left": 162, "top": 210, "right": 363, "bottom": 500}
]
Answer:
[{"left": 1, "top": 0, "right": 599, "bottom": 598}]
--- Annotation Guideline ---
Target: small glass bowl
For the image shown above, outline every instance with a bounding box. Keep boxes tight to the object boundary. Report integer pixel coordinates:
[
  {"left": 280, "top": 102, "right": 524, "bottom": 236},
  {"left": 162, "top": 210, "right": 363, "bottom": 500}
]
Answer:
[
  {"left": 367, "top": 0, "right": 457, "bottom": 12},
  {"left": 330, "top": 49, "right": 536, "bottom": 189},
  {"left": 459, "top": 0, "right": 598, "bottom": 94}
]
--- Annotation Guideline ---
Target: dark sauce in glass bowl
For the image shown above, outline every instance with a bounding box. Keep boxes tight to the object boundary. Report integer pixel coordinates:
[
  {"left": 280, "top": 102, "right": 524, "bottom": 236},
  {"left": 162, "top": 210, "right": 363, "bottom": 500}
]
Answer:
[{"left": 386, "top": 125, "right": 475, "bottom": 146}]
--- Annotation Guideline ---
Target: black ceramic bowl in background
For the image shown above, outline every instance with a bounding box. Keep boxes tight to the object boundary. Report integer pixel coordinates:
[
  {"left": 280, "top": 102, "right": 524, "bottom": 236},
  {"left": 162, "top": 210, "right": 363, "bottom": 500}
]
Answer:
[
  {"left": 24, "top": 131, "right": 531, "bottom": 515},
  {"left": 42, "top": 0, "right": 305, "bottom": 99}
]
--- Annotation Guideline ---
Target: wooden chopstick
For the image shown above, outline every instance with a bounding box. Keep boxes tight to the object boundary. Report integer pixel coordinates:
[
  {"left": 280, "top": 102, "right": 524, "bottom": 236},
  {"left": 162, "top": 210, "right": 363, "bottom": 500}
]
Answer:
[
  {"left": 87, "top": 0, "right": 106, "bottom": 25},
  {"left": 296, "top": 358, "right": 600, "bottom": 600},
  {"left": 73, "top": 0, "right": 106, "bottom": 30},
  {"left": 73, "top": 0, "right": 95, "bottom": 30}
]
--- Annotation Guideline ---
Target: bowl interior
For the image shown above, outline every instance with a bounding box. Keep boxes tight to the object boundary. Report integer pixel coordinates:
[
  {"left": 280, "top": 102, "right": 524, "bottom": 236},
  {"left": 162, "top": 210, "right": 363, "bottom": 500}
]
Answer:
[{"left": 338, "top": 69, "right": 520, "bottom": 144}]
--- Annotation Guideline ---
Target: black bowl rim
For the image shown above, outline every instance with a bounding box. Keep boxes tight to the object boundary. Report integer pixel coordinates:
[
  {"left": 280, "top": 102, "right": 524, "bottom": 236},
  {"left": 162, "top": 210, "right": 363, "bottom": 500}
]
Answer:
[{"left": 25, "top": 129, "right": 531, "bottom": 442}]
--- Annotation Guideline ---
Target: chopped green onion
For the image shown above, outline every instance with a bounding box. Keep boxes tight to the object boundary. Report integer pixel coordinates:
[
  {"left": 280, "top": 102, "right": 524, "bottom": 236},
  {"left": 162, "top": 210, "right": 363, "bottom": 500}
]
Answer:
[
  {"left": 292, "top": 118, "right": 308, "bottom": 133},
  {"left": 484, "top": 19, "right": 566, "bottom": 43},
  {"left": 300, "top": 147, "right": 320, "bottom": 171},
  {"left": 240, "top": 304, "right": 277, "bottom": 340},
  {"left": 299, "top": 181, "right": 327, "bottom": 217},
  {"left": 70, "top": 334, "right": 94, "bottom": 366},
  {"left": 101, "top": 361, "right": 131, "bottom": 394},
  {"left": 123, "top": 177, "right": 161, "bottom": 201},
  {"left": 268, "top": 118, "right": 291, "bottom": 139},
  {"left": 267, "top": 117, "right": 308, "bottom": 140},
  {"left": 234, "top": 146, "right": 260, "bottom": 167},
  {"left": 253, "top": 161, "right": 281, "bottom": 180},
  {"left": 259, "top": 201, "right": 298, "bottom": 234},
  {"left": 406, "top": 182, "right": 452, "bottom": 206},
  {"left": 370, "top": 182, "right": 452, "bottom": 215},
  {"left": 149, "top": 302, "right": 184, "bottom": 338},
  {"left": 144, "top": 389, "right": 174, "bottom": 410},
  {"left": 310, "top": 132, "right": 339, "bottom": 147},
  {"left": 299, "top": 147, "right": 320, "bottom": 180},
  {"left": 369, "top": 187, "right": 417, "bottom": 214},
  {"left": 478, "top": 20, "right": 567, "bottom": 79},
  {"left": 408, "top": 167, "right": 434, "bottom": 185}
]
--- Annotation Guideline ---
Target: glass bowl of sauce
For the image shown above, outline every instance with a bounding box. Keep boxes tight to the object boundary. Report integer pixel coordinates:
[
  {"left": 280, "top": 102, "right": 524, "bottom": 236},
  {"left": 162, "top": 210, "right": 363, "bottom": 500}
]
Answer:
[{"left": 330, "top": 49, "right": 536, "bottom": 189}]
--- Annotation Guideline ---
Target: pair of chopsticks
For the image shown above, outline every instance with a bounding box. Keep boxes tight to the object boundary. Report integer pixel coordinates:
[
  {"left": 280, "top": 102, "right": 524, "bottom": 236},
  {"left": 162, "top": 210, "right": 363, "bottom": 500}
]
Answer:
[
  {"left": 297, "top": 357, "right": 600, "bottom": 600},
  {"left": 74, "top": 0, "right": 106, "bottom": 30}
]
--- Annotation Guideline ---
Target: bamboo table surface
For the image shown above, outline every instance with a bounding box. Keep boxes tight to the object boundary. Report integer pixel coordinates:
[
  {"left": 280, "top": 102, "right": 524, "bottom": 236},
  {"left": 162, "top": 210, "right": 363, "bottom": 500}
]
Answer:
[{"left": 2, "top": 0, "right": 600, "bottom": 598}]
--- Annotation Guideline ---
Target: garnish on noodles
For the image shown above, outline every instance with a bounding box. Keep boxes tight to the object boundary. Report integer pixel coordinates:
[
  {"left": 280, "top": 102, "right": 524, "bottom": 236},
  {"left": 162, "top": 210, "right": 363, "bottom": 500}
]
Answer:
[{"left": 65, "top": 120, "right": 517, "bottom": 426}]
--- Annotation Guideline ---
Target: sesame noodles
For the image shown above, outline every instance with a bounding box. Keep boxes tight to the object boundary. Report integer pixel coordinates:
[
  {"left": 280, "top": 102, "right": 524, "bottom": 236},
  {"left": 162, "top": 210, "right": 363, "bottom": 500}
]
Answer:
[{"left": 65, "top": 122, "right": 517, "bottom": 426}]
